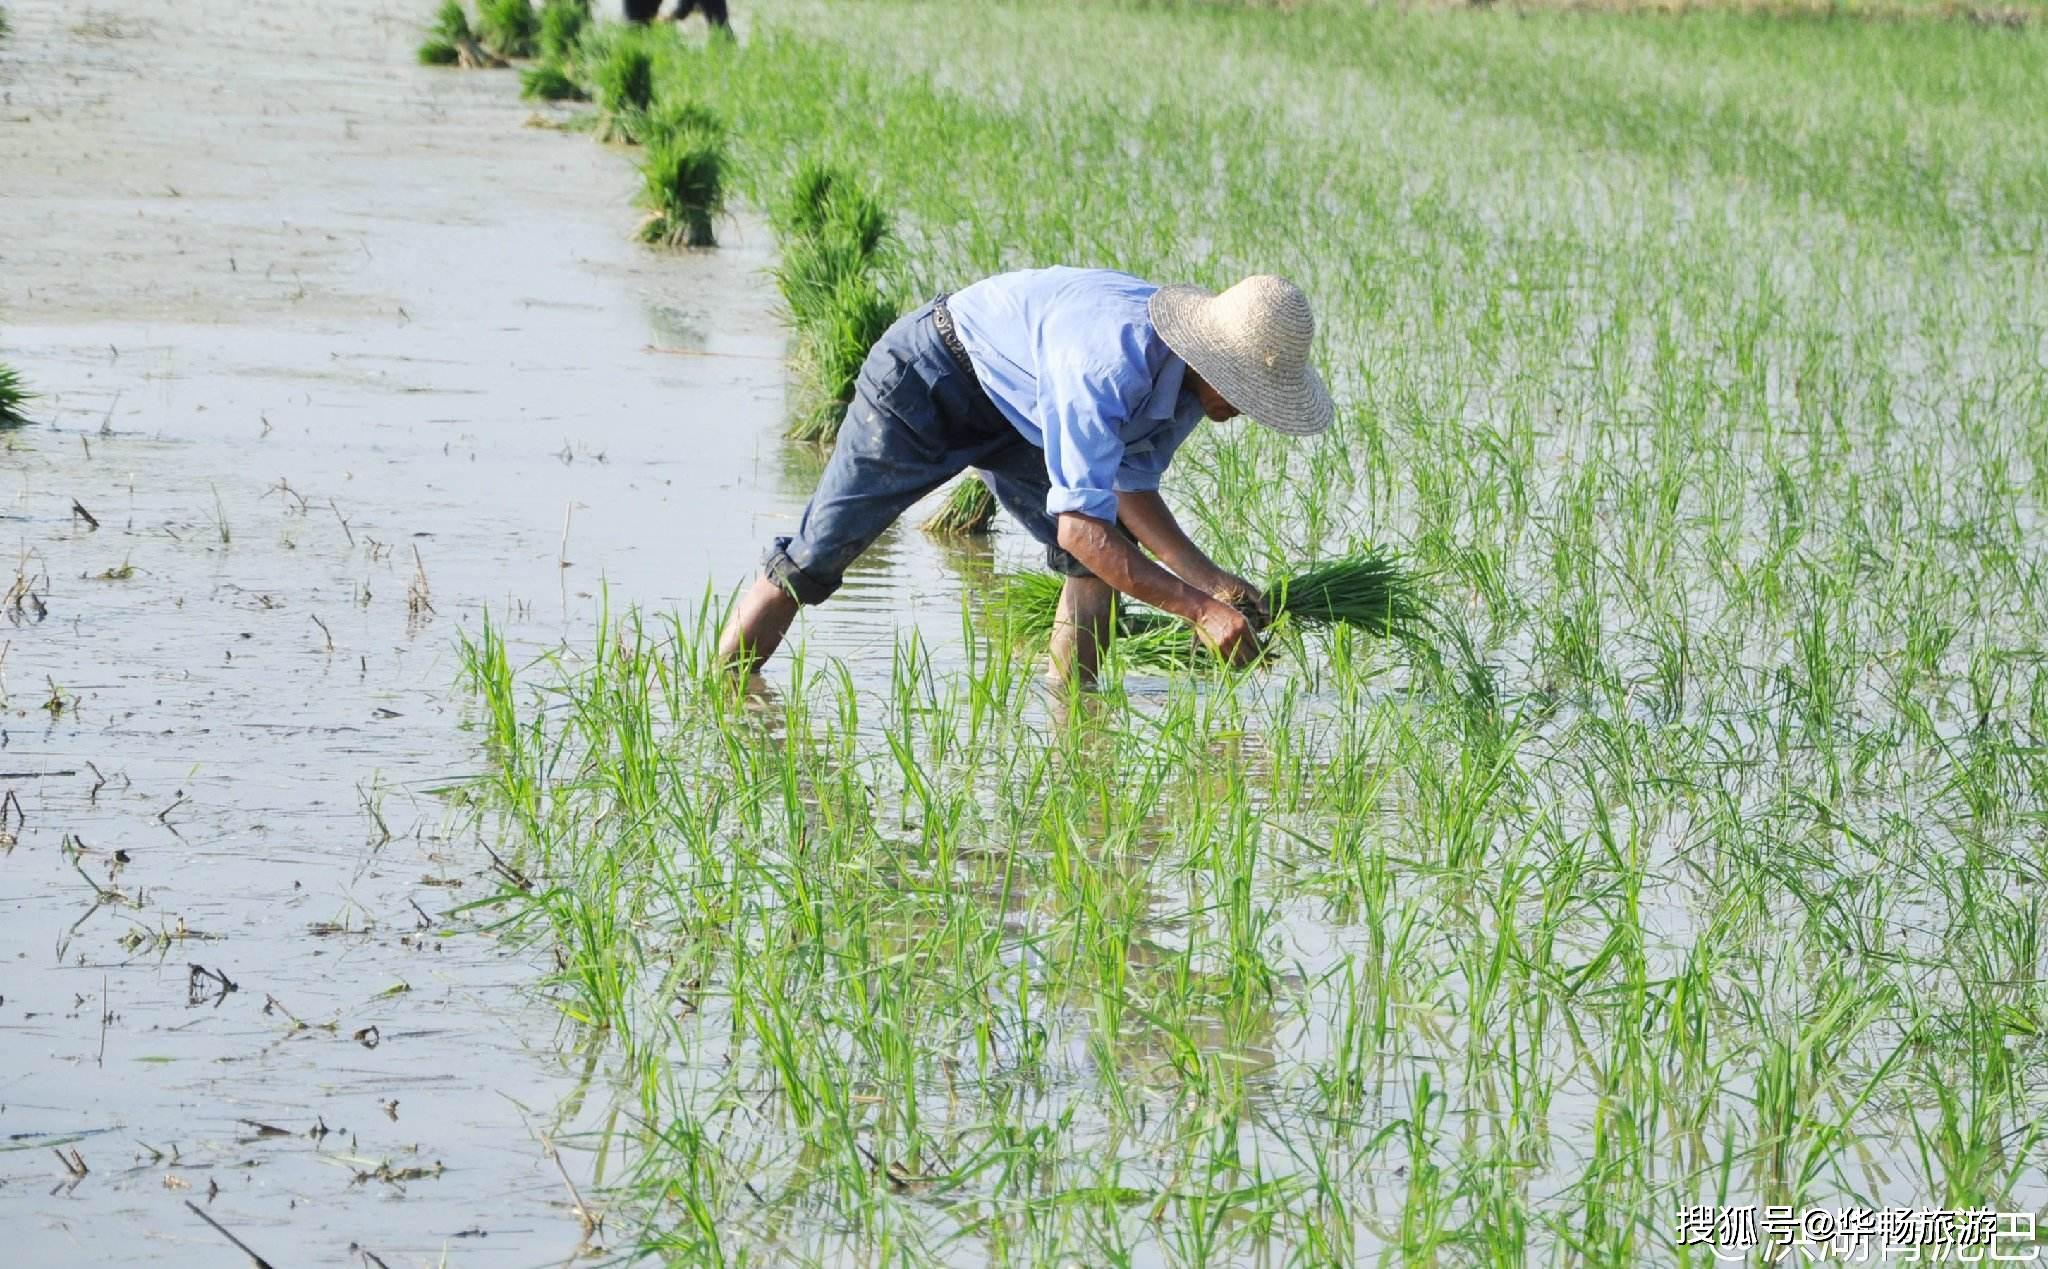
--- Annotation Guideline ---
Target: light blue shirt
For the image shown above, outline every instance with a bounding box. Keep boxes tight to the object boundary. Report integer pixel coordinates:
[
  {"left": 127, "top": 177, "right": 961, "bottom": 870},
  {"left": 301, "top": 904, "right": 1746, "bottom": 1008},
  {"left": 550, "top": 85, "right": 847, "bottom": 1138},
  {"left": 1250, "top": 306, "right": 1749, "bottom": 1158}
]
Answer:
[{"left": 946, "top": 267, "right": 1206, "bottom": 525}]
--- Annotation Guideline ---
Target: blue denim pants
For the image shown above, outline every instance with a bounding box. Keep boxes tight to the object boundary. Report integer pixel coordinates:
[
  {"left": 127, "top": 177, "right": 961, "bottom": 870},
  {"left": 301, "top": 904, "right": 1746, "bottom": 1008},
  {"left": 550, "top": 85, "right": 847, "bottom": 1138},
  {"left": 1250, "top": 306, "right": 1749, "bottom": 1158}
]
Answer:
[{"left": 764, "top": 299, "right": 1091, "bottom": 605}]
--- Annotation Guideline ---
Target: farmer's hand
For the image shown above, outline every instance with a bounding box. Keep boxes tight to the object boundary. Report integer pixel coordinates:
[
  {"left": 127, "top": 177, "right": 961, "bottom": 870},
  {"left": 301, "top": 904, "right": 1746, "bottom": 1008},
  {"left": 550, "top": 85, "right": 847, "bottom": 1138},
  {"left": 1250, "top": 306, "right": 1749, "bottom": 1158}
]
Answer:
[
  {"left": 1195, "top": 599, "right": 1262, "bottom": 668},
  {"left": 1204, "top": 570, "right": 1270, "bottom": 626}
]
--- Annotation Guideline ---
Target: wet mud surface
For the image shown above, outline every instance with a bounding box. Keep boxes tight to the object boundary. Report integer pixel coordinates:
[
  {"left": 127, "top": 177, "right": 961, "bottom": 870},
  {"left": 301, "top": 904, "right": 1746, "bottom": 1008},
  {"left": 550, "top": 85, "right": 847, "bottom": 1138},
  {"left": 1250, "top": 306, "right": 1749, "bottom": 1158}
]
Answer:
[{"left": 1, "top": 0, "right": 997, "bottom": 1260}]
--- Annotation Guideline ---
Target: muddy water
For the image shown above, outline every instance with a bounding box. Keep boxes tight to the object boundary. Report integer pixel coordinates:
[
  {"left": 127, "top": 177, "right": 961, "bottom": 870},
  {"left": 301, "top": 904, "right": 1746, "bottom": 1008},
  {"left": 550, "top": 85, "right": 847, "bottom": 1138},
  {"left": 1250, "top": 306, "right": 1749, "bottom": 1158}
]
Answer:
[{"left": 0, "top": 1, "right": 998, "bottom": 1261}]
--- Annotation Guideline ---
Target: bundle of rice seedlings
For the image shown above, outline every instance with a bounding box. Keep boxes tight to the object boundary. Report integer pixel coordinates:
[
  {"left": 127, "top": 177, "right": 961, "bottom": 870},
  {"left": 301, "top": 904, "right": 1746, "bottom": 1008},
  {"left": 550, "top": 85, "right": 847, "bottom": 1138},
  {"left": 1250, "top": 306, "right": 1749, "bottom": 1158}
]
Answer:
[
  {"left": 593, "top": 43, "right": 654, "bottom": 143},
  {"left": 1264, "top": 552, "right": 1426, "bottom": 635},
  {"left": 772, "top": 162, "right": 903, "bottom": 441},
  {"left": 921, "top": 475, "right": 997, "bottom": 535},
  {"left": 642, "top": 99, "right": 723, "bottom": 142},
  {"left": 0, "top": 363, "right": 34, "bottom": 428},
  {"left": 477, "top": 0, "right": 539, "bottom": 59},
  {"left": 772, "top": 228, "right": 876, "bottom": 329},
  {"left": 772, "top": 160, "right": 891, "bottom": 258},
  {"left": 417, "top": 0, "right": 466, "bottom": 64},
  {"left": 536, "top": 0, "right": 586, "bottom": 61},
  {"left": 985, "top": 548, "right": 1427, "bottom": 672},
  {"left": 520, "top": 62, "right": 586, "bottom": 101},
  {"left": 418, "top": 0, "right": 502, "bottom": 67},
  {"left": 785, "top": 272, "right": 900, "bottom": 443},
  {"left": 635, "top": 109, "right": 726, "bottom": 248}
]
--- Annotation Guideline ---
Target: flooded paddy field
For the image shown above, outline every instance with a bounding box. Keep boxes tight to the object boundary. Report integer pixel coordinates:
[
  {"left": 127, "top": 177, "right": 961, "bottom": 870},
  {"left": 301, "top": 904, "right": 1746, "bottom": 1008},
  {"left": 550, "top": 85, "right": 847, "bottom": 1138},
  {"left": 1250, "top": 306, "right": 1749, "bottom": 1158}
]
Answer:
[{"left": 0, "top": 0, "right": 988, "bottom": 1261}]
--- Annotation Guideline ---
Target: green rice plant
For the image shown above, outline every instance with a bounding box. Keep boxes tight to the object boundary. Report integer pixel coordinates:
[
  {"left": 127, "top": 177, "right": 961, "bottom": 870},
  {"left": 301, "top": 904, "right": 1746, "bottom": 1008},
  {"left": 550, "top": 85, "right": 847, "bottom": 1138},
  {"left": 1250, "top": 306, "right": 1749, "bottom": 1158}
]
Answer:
[
  {"left": 988, "top": 549, "right": 1426, "bottom": 672},
  {"left": 636, "top": 109, "right": 727, "bottom": 248},
  {"left": 0, "top": 363, "right": 34, "bottom": 428},
  {"left": 416, "top": 0, "right": 470, "bottom": 64},
  {"left": 476, "top": 0, "right": 539, "bottom": 59},
  {"left": 593, "top": 41, "right": 655, "bottom": 144},
  {"left": 641, "top": 98, "right": 723, "bottom": 143},
  {"left": 919, "top": 474, "right": 997, "bottom": 535},
  {"left": 783, "top": 269, "right": 900, "bottom": 443},
  {"left": 1265, "top": 551, "right": 1429, "bottom": 634},
  {"left": 984, "top": 570, "right": 1199, "bottom": 671},
  {"left": 537, "top": 0, "right": 586, "bottom": 62},
  {"left": 432, "top": 0, "right": 470, "bottom": 40},
  {"left": 771, "top": 159, "right": 891, "bottom": 260},
  {"left": 767, "top": 159, "right": 901, "bottom": 441},
  {"left": 520, "top": 62, "right": 586, "bottom": 101}
]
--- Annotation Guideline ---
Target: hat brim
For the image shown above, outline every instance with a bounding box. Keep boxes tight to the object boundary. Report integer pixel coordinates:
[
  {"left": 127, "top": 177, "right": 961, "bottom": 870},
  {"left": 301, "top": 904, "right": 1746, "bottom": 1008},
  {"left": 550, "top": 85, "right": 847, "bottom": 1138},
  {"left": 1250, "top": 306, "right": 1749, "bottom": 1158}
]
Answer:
[{"left": 1149, "top": 285, "right": 1334, "bottom": 437}]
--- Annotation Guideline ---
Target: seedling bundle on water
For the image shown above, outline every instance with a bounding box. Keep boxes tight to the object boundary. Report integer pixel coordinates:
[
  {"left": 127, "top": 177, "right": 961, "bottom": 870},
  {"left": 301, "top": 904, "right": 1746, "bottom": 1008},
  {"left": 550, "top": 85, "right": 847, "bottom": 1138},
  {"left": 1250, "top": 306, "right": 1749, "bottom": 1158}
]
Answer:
[
  {"left": 636, "top": 103, "right": 728, "bottom": 247},
  {"left": 476, "top": 0, "right": 538, "bottom": 59},
  {"left": 990, "top": 549, "right": 1427, "bottom": 671},
  {"left": 0, "top": 363, "right": 34, "bottom": 428},
  {"left": 520, "top": 0, "right": 590, "bottom": 97},
  {"left": 771, "top": 161, "right": 902, "bottom": 442},
  {"left": 416, "top": 0, "right": 498, "bottom": 68},
  {"left": 593, "top": 42, "right": 655, "bottom": 143}
]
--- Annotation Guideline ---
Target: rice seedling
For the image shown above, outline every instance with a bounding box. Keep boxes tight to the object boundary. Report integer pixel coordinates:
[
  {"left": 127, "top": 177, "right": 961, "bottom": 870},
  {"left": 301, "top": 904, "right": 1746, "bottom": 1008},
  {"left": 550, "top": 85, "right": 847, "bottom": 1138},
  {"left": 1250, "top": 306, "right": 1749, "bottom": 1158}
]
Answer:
[
  {"left": 762, "top": 162, "right": 902, "bottom": 441},
  {"left": 536, "top": 0, "right": 586, "bottom": 62},
  {"left": 770, "top": 158, "right": 892, "bottom": 258},
  {"left": 519, "top": 62, "right": 585, "bottom": 102},
  {"left": 592, "top": 40, "right": 655, "bottom": 144},
  {"left": 476, "top": 0, "right": 539, "bottom": 60},
  {"left": 919, "top": 474, "right": 997, "bottom": 534},
  {"left": 0, "top": 363, "right": 33, "bottom": 428},
  {"left": 781, "top": 271, "right": 900, "bottom": 443},
  {"left": 635, "top": 106, "right": 727, "bottom": 247},
  {"left": 988, "top": 548, "right": 1425, "bottom": 672},
  {"left": 415, "top": 0, "right": 469, "bottom": 65}
]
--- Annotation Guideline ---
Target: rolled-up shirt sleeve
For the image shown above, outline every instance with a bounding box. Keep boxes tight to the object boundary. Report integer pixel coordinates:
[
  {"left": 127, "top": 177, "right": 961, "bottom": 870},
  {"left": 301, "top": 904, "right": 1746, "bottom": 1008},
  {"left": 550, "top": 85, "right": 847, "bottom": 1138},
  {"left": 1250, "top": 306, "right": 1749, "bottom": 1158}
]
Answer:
[{"left": 1037, "top": 352, "right": 1144, "bottom": 524}]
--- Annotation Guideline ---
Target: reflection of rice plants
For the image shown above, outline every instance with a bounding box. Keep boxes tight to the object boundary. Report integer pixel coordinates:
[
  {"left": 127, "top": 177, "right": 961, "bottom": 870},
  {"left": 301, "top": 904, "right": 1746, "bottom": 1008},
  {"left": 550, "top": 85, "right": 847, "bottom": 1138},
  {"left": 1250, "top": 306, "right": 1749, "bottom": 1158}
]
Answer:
[
  {"left": 594, "top": 42, "right": 655, "bottom": 144},
  {"left": 0, "top": 364, "right": 34, "bottom": 428},
  {"left": 636, "top": 108, "right": 727, "bottom": 248},
  {"left": 477, "top": 0, "right": 538, "bottom": 59}
]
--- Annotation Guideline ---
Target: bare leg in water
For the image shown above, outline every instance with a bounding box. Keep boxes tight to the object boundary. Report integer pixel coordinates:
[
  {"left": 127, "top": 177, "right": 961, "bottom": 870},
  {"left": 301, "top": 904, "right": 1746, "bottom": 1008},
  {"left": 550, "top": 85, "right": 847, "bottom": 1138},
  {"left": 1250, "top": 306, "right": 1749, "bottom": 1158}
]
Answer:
[
  {"left": 1047, "top": 575, "right": 1114, "bottom": 686},
  {"left": 719, "top": 572, "right": 1112, "bottom": 685},
  {"left": 716, "top": 576, "right": 799, "bottom": 674}
]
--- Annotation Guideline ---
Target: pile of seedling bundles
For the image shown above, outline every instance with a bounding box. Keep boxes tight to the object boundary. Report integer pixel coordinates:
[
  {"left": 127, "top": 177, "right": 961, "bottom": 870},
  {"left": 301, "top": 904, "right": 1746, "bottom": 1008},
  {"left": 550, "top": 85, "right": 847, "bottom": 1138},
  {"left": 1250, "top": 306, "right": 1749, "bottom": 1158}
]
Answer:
[{"left": 989, "top": 547, "right": 1434, "bottom": 672}]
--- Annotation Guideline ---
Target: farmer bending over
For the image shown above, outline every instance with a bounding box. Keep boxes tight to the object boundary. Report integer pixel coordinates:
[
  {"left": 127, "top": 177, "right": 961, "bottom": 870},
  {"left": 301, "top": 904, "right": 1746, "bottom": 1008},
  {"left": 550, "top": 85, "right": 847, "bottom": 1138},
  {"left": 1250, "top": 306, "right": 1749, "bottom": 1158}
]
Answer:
[{"left": 718, "top": 267, "right": 1333, "bottom": 681}]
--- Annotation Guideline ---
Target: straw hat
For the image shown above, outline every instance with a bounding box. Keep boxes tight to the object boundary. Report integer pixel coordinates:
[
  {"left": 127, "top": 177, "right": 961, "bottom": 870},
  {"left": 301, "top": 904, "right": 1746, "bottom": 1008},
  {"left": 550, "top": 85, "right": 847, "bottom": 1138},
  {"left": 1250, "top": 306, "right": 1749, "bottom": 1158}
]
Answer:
[{"left": 1149, "top": 275, "right": 1334, "bottom": 437}]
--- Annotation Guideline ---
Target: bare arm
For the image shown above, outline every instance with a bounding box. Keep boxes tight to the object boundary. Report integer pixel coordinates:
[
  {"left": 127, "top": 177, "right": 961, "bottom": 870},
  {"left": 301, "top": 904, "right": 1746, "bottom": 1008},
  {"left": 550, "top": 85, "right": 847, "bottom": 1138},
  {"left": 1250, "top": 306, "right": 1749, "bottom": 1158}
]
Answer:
[
  {"left": 1122, "top": 491, "right": 1245, "bottom": 601},
  {"left": 1055, "top": 512, "right": 1259, "bottom": 665}
]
